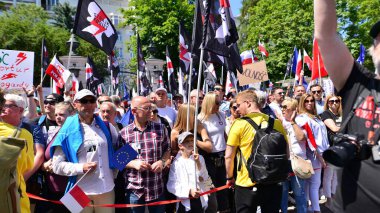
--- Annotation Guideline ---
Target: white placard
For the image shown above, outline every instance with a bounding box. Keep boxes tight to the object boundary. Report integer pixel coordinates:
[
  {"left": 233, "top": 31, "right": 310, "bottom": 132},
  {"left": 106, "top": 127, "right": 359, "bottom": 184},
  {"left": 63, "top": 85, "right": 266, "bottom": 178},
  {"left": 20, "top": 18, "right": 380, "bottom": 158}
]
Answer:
[{"left": 0, "top": 49, "right": 34, "bottom": 93}]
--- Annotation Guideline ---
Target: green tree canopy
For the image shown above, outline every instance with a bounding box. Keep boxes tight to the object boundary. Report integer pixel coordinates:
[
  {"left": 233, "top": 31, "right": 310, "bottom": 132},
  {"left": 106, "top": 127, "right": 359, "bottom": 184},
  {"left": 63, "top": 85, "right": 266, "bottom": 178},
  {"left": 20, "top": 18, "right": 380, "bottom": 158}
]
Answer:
[{"left": 52, "top": 2, "right": 76, "bottom": 31}]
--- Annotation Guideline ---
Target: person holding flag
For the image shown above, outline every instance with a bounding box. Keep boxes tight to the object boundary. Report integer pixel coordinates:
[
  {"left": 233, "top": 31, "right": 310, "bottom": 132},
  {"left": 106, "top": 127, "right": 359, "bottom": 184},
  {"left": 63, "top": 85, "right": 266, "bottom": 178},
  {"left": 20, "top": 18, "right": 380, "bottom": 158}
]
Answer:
[{"left": 51, "top": 89, "right": 119, "bottom": 213}]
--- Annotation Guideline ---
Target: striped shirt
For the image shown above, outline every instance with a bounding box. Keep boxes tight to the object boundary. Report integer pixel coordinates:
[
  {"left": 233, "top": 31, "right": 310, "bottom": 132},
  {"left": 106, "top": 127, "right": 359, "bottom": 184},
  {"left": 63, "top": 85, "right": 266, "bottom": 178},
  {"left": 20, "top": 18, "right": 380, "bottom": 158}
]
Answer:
[{"left": 120, "top": 121, "right": 170, "bottom": 201}]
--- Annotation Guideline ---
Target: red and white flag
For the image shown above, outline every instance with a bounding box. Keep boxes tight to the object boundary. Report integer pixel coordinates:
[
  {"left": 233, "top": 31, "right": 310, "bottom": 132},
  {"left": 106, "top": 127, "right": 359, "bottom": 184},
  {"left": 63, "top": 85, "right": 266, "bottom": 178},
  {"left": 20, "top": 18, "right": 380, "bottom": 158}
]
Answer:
[
  {"left": 295, "top": 49, "right": 302, "bottom": 81},
  {"left": 303, "top": 49, "right": 313, "bottom": 71},
  {"left": 45, "top": 55, "right": 71, "bottom": 88},
  {"left": 240, "top": 50, "right": 259, "bottom": 65},
  {"left": 60, "top": 185, "right": 90, "bottom": 213},
  {"left": 311, "top": 38, "right": 328, "bottom": 80},
  {"left": 302, "top": 123, "right": 317, "bottom": 152},
  {"left": 258, "top": 40, "right": 269, "bottom": 57},
  {"left": 166, "top": 46, "right": 174, "bottom": 76},
  {"left": 225, "top": 71, "right": 233, "bottom": 94},
  {"left": 52, "top": 80, "right": 61, "bottom": 95},
  {"left": 67, "top": 74, "right": 80, "bottom": 99},
  {"left": 158, "top": 75, "right": 164, "bottom": 88}
]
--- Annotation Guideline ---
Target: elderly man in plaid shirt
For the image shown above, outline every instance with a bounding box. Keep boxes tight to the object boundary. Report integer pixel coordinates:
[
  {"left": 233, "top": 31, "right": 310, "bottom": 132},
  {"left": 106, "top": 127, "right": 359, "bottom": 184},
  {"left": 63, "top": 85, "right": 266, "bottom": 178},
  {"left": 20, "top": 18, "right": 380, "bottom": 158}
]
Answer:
[{"left": 121, "top": 96, "right": 171, "bottom": 213}]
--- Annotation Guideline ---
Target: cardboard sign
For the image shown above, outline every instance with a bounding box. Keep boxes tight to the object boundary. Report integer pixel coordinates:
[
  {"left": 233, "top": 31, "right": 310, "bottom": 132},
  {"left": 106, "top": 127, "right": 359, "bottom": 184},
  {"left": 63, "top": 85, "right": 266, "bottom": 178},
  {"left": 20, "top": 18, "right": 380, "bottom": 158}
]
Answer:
[
  {"left": 237, "top": 60, "right": 269, "bottom": 86},
  {"left": 0, "top": 49, "right": 34, "bottom": 93}
]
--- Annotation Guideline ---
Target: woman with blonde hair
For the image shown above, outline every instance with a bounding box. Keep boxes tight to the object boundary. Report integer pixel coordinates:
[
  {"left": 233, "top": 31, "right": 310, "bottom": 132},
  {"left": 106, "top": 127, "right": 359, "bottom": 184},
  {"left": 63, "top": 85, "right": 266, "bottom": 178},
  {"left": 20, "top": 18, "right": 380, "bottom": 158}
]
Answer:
[
  {"left": 296, "top": 94, "right": 329, "bottom": 213},
  {"left": 320, "top": 94, "right": 342, "bottom": 209},
  {"left": 198, "top": 92, "right": 230, "bottom": 213}
]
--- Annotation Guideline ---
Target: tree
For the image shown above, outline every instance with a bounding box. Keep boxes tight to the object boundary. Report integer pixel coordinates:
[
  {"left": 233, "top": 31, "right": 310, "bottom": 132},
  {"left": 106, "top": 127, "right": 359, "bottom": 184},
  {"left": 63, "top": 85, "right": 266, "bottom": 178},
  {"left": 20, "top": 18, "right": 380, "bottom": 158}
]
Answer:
[
  {"left": 52, "top": 2, "right": 76, "bottom": 31},
  {"left": 120, "top": 0, "right": 194, "bottom": 72},
  {"left": 238, "top": 0, "right": 380, "bottom": 82}
]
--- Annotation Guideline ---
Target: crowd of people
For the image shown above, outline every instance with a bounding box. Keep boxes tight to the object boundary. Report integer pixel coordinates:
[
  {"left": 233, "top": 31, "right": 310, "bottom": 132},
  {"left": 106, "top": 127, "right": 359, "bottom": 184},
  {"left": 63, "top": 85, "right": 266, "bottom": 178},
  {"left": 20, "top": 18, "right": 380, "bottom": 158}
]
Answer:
[{"left": 0, "top": 80, "right": 343, "bottom": 213}]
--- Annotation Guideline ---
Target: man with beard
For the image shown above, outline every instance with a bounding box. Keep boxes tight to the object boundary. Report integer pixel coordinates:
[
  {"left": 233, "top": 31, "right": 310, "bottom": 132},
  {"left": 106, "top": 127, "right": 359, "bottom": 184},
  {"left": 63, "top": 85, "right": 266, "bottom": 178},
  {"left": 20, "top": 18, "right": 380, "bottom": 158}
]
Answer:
[{"left": 314, "top": 0, "right": 380, "bottom": 212}]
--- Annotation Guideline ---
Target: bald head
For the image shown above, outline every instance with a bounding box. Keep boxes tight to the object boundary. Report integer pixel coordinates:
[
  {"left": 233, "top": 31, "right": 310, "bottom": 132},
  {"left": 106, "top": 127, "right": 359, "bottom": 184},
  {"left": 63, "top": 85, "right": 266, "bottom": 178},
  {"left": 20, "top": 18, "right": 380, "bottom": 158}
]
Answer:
[{"left": 131, "top": 96, "right": 150, "bottom": 109}]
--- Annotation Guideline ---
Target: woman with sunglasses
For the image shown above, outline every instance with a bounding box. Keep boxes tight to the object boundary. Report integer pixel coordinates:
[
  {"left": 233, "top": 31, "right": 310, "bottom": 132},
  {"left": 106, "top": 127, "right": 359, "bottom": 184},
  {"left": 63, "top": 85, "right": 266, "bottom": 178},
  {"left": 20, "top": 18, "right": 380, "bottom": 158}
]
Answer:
[
  {"left": 198, "top": 92, "right": 230, "bottom": 213},
  {"left": 320, "top": 95, "right": 342, "bottom": 209},
  {"left": 295, "top": 94, "right": 329, "bottom": 213},
  {"left": 150, "top": 103, "right": 172, "bottom": 136},
  {"left": 225, "top": 99, "right": 240, "bottom": 134},
  {"left": 280, "top": 98, "right": 308, "bottom": 213}
]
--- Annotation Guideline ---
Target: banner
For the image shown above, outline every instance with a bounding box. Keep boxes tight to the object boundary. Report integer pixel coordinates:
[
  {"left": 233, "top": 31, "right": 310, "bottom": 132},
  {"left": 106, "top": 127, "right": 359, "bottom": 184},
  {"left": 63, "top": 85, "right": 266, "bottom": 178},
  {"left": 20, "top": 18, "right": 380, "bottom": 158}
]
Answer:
[
  {"left": 237, "top": 60, "right": 269, "bottom": 86},
  {"left": 0, "top": 49, "right": 34, "bottom": 93}
]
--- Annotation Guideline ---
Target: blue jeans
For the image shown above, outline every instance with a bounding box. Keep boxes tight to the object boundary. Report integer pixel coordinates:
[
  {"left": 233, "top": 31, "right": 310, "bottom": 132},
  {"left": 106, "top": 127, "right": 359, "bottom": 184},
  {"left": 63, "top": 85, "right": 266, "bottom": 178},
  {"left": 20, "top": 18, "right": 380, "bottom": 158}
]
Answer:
[
  {"left": 281, "top": 176, "right": 307, "bottom": 213},
  {"left": 126, "top": 191, "right": 165, "bottom": 213}
]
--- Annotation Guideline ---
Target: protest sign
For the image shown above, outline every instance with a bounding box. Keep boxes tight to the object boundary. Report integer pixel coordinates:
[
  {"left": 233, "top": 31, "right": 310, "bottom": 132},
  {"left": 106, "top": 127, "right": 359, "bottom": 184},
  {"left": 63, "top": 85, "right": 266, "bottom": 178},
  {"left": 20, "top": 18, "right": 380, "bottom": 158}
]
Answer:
[
  {"left": 0, "top": 49, "right": 34, "bottom": 93},
  {"left": 237, "top": 60, "right": 269, "bottom": 86}
]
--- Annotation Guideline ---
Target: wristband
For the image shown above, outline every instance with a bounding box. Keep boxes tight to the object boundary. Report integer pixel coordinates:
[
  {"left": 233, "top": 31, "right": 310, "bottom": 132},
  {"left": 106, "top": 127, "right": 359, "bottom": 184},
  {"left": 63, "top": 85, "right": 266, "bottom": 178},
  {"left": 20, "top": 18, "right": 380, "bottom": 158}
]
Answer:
[{"left": 226, "top": 177, "right": 234, "bottom": 180}]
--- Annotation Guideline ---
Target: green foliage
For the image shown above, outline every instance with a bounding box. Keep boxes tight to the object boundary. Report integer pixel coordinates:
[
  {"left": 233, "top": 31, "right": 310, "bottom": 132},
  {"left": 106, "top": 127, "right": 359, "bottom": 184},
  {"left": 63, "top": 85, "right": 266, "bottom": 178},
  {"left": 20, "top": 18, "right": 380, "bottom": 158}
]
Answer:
[
  {"left": 120, "top": 0, "right": 194, "bottom": 71},
  {"left": 52, "top": 2, "right": 76, "bottom": 31},
  {"left": 238, "top": 0, "right": 380, "bottom": 82}
]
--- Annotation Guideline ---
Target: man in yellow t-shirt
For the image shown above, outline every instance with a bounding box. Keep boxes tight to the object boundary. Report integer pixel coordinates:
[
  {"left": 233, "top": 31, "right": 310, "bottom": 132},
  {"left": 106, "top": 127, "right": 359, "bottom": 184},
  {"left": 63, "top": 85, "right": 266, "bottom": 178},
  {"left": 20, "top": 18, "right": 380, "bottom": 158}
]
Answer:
[
  {"left": 0, "top": 89, "right": 34, "bottom": 213},
  {"left": 225, "top": 90, "right": 287, "bottom": 213}
]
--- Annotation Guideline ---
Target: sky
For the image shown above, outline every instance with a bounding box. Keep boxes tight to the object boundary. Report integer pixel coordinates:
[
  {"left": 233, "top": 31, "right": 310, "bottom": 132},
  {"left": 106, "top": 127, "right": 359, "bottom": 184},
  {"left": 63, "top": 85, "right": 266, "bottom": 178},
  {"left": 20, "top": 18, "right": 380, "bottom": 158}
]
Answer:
[{"left": 231, "top": 0, "right": 242, "bottom": 16}]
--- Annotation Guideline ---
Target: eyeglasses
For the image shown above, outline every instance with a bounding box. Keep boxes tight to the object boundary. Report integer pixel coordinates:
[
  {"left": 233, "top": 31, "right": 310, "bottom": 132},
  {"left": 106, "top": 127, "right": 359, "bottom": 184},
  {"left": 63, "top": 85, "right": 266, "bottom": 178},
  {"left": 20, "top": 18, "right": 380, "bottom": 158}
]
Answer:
[
  {"left": 78, "top": 98, "right": 96, "bottom": 104},
  {"left": 311, "top": 90, "right": 322, "bottom": 94},
  {"left": 305, "top": 99, "right": 315, "bottom": 103},
  {"left": 231, "top": 106, "right": 237, "bottom": 111},
  {"left": 328, "top": 99, "right": 340, "bottom": 104},
  {"left": 3, "top": 104, "right": 19, "bottom": 109},
  {"left": 44, "top": 100, "right": 56, "bottom": 105}
]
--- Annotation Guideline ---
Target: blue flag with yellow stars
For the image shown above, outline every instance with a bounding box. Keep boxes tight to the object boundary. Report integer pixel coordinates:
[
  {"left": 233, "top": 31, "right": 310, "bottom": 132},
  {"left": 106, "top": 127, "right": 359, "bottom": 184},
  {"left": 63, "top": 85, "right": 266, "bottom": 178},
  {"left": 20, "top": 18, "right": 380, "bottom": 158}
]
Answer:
[{"left": 111, "top": 143, "right": 138, "bottom": 171}]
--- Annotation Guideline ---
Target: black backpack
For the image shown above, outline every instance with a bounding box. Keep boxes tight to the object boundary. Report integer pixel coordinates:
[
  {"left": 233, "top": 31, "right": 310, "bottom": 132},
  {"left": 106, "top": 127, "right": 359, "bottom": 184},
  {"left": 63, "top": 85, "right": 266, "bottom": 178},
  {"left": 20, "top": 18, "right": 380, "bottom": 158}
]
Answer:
[{"left": 238, "top": 116, "right": 289, "bottom": 184}]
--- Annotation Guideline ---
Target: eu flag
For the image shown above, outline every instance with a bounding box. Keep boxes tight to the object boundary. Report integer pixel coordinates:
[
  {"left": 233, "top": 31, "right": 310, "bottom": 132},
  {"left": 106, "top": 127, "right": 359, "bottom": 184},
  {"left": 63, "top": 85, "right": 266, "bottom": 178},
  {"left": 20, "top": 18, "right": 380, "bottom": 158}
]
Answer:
[{"left": 111, "top": 143, "right": 138, "bottom": 171}]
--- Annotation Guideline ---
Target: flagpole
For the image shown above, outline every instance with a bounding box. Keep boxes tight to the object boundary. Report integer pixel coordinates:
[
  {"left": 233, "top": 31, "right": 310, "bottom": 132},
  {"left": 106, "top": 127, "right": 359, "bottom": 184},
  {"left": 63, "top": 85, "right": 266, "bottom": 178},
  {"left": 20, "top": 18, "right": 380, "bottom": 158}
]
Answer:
[
  {"left": 137, "top": 69, "right": 140, "bottom": 96},
  {"left": 300, "top": 50, "right": 305, "bottom": 86},
  {"left": 40, "top": 38, "right": 44, "bottom": 83},
  {"left": 220, "top": 65, "right": 224, "bottom": 85},
  {"left": 186, "top": 57, "right": 194, "bottom": 132},
  {"left": 318, "top": 54, "right": 322, "bottom": 86}
]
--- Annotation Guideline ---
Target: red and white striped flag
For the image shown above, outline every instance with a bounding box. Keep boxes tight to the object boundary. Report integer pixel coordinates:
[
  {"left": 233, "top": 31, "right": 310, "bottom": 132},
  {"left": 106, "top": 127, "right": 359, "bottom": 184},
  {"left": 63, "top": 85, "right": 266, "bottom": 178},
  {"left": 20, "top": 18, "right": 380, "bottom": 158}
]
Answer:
[
  {"left": 240, "top": 50, "right": 259, "bottom": 65},
  {"left": 45, "top": 55, "right": 71, "bottom": 88},
  {"left": 303, "top": 49, "right": 313, "bottom": 71},
  {"left": 295, "top": 49, "right": 302, "bottom": 81},
  {"left": 166, "top": 46, "right": 174, "bottom": 76},
  {"left": 60, "top": 185, "right": 90, "bottom": 213},
  {"left": 302, "top": 123, "right": 317, "bottom": 152},
  {"left": 258, "top": 40, "right": 269, "bottom": 57},
  {"left": 158, "top": 75, "right": 164, "bottom": 88}
]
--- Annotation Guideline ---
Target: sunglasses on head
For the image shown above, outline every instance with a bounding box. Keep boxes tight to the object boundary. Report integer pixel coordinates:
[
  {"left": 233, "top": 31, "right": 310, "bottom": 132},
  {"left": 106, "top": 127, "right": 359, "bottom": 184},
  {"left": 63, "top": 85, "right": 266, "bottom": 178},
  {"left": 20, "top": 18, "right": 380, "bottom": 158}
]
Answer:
[
  {"left": 329, "top": 99, "right": 340, "bottom": 104},
  {"left": 44, "top": 100, "right": 56, "bottom": 105},
  {"left": 311, "top": 90, "right": 322, "bottom": 94},
  {"left": 78, "top": 98, "right": 96, "bottom": 104}
]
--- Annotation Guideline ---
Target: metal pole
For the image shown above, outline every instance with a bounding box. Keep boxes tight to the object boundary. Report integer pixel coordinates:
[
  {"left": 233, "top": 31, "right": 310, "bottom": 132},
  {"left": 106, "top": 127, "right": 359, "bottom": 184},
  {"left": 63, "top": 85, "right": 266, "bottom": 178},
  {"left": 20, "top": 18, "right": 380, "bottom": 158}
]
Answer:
[
  {"left": 220, "top": 65, "right": 224, "bottom": 85},
  {"left": 186, "top": 57, "right": 194, "bottom": 131}
]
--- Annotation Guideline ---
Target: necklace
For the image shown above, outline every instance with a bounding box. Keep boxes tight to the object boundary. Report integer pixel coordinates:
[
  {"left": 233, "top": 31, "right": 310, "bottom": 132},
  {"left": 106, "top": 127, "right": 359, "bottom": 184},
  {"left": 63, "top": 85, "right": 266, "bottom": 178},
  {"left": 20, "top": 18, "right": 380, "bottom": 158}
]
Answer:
[{"left": 216, "top": 113, "right": 224, "bottom": 126}]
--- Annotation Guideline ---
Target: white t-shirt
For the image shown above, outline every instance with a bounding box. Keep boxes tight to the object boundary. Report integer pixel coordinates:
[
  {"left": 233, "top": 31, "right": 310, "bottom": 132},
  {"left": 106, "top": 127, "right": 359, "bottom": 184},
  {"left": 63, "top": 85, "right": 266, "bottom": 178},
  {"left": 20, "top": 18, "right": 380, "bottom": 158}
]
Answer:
[
  {"left": 269, "top": 102, "right": 282, "bottom": 117},
  {"left": 157, "top": 106, "right": 177, "bottom": 128},
  {"left": 199, "top": 112, "right": 227, "bottom": 153},
  {"left": 283, "top": 120, "right": 307, "bottom": 160}
]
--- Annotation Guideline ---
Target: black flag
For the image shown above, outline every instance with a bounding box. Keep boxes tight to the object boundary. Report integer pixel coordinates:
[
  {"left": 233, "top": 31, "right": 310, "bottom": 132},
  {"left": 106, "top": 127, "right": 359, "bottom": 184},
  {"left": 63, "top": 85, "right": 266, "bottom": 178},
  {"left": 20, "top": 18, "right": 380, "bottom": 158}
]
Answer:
[
  {"left": 137, "top": 34, "right": 146, "bottom": 72},
  {"left": 73, "top": 0, "right": 118, "bottom": 55},
  {"left": 41, "top": 38, "right": 49, "bottom": 72}
]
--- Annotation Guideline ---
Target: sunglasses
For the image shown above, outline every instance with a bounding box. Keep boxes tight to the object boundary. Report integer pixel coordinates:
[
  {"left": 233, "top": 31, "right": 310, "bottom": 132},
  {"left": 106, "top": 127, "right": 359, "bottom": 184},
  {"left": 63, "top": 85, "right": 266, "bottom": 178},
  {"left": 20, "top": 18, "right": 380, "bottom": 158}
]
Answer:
[
  {"left": 44, "top": 100, "right": 56, "bottom": 105},
  {"left": 214, "top": 88, "right": 224, "bottom": 92},
  {"left": 277, "top": 92, "right": 285, "bottom": 95},
  {"left": 305, "top": 99, "right": 315, "bottom": 103},
  {"left": 78, "top": 98, "right": 96, "bottom": 104},
  {"left": 328, "top": 99, "right": 340, "bottom": 104},
  {"left": 232, "top": 106, "right": 238, "bottom": 110},
  {"left": 311, "top": 90, "right": 322, "bottom": 94}
]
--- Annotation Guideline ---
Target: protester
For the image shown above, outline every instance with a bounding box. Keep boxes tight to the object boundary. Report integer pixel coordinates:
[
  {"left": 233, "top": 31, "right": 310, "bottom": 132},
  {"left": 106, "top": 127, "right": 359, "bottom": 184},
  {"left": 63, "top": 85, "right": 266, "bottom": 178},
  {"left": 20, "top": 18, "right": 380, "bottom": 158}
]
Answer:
[
  {"left": 111, "top": 95, "right": 125, "bottom": 119},
  {"left": 309, "top": 84, "right": 325, "bottom": 115},
  {"left": 225, "top": 90, "right": 287, "bottom": 213},
  {"left": 198, "top": 92, "right": 230, "bottom": 213},
  {"left": 214, "top": 84, "right": 229, "bottom": 117},
  {"left": 148, "top": 92, "right": 157, "bottom": 104},
  {"left": 150, "top": 103, "right": 171, "bottom": 136},
  {"left": 99, "top": 101, "right": 123, "bottom": 131},
  {"left": 167, "top": 132, "right": 211, "bottom": 213},
  {"left": 97, "top": 94, "right": 112, "bottom": 106},
  {"left": 121, "top": 96, "right": 171, "bottom": 213},
  {"left": 296, "top": 94, "right": 329, "bottom": 213},
  {"left": 280, "top": 98, "right": 308, "bottom": 213},
  {"left": 189, "top": 89, "right": 204, "bottom": 109},
  {"left": 314, "top": 2, "right": 380, "bottom": 211},
  {"left": 38, "top": 102, "right": 74, "bottom": 212},
  {"left": 293, "top": 85, "right": 306, "bottom": 100},
  {"left": 256, "top": 90, "right": 276, "bottom": 118},
  {"left": 0, "top": 91, "right": 34, "bottom": 213},
  {"left": 269, "top": 87, "right": 285, "bottom": 116},
  {"left": 173, "top": 94, "right": 184, "bottom": 110},
  {"left": 51, "top": 89, "right": 119, "bottom": 213},
  {"left": 155, "top": 88, "right": 177, "bottom": 128},
  {"left": 320, "top": 95, "right": 342, "bottom": 209},
  {"left": 225, "top": 99, "right": 240, "bottom": 134}
]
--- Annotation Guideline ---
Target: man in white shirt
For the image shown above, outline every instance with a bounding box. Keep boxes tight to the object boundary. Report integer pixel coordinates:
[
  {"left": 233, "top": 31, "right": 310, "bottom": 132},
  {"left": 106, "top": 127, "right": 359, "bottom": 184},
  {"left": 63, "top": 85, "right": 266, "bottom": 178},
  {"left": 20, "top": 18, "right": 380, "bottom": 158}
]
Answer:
[
  {"left": 310, "top": 84, "right": 325, "bottom": 115},
  {"left": 155, "top": 88, "right": 177, "bottom": 128},
  {"left": 269, "top": 87, "right": 285, "bottom": 117},
  {"left": 52, "top": 89, "right": 118, "bottom": 213}
]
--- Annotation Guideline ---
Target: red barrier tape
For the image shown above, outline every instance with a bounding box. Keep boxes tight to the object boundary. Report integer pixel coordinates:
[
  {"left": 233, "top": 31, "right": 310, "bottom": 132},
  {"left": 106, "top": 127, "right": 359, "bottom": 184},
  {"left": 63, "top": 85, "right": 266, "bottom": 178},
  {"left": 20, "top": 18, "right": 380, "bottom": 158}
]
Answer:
[{"left": 28, "top": 184, "right": 230, "bottom": 208}]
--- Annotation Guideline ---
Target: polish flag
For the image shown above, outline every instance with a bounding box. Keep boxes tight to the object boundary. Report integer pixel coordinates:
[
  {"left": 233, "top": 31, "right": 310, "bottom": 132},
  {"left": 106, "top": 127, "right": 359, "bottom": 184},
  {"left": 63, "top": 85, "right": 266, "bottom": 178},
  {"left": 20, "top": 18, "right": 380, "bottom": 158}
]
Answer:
[
  {"left": 45, "top": 55, "right": 71, "bottom": 88},
  {"left": 311, "top": 38, "right": 328, "bottom": 80},
  {"left": 303, "top": 49, "right": 313, "bottom": 71},
  {"left": 302, "top": 123, "right": 317, "bottom": 152},
  {"left": 295, "top": 49, "right": 302, "bottom": 81},
  {"left": 258, "top": 40, "right": 269, "bottom": 57},
  {"left": 158, "top": 75, "right": 164, "bottom": 88},
  {"left": 225, "top": 71, "right": 233, "bottom": 94},
  {"left": 52, "top": 80, "right": 61, "bottom": 95},
  {"left": 68, "top": 74, "right": 79, "bottom": 99},
  {"left": 240, "top": 50, "right": 259, "bottom": 65},
  {"left": 60, "top": 185, "right": 90, "bottom": 213}
]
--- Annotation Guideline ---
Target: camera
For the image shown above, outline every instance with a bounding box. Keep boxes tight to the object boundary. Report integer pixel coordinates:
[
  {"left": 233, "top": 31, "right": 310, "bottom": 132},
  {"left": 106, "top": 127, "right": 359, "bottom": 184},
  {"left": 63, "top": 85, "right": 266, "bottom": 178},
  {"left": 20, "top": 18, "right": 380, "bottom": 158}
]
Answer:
[{"left": 323, "top": 133, "right": 373, "bottom": 167}]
